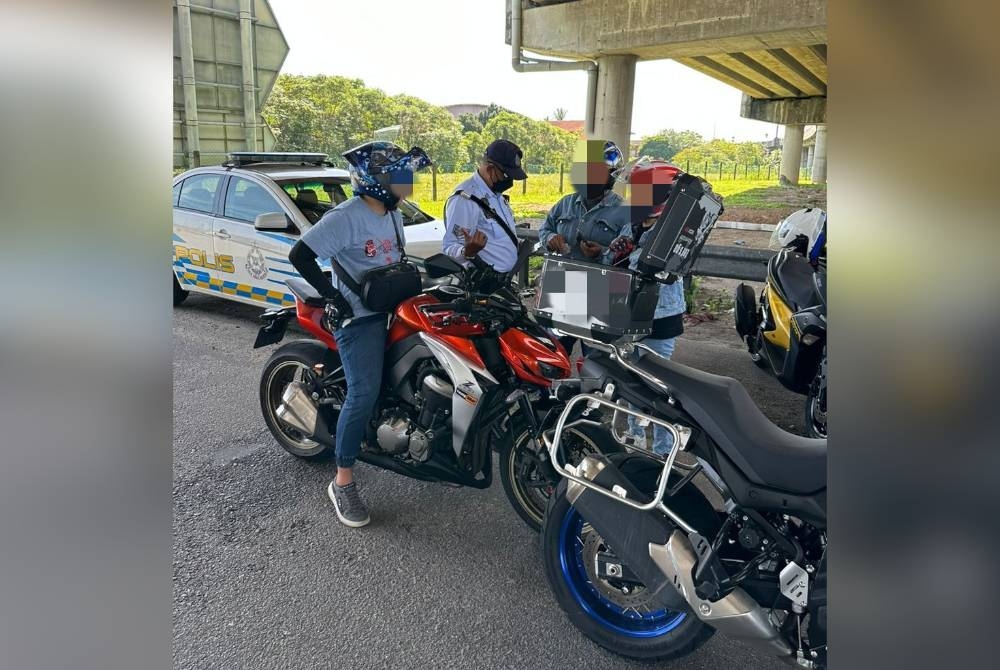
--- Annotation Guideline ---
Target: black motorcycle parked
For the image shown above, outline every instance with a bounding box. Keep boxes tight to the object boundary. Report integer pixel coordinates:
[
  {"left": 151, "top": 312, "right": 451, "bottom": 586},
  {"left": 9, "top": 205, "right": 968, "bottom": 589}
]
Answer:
[
  {"left": 531, "top": 173, "right": 827, "bottom": 667},
  {"left": 540, "top": 339, "right": 827, "bottom": 667}
]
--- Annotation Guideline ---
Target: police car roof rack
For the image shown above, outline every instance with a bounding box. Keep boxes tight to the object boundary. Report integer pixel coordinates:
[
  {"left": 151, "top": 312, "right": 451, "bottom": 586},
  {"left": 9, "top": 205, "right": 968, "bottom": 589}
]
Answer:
[{"left": 223, "top": 152, "right": 332, "bottom": 168}]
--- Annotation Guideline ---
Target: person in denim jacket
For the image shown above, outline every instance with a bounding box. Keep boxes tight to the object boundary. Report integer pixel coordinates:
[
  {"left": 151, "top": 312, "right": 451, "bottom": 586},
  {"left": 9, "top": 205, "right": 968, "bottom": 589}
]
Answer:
[
  {"left": 540, "top": 140, "right": 629, "bottom": 355},
  {"left": 538, "top": 139, "right": 630, "bottom": 264}
]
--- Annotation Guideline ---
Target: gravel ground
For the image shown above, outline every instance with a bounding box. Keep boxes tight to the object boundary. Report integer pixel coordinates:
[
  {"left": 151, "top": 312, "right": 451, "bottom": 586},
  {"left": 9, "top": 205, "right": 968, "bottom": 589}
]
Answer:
[{"left": 173, "top": 294, "right": 800, "bottom": 669}]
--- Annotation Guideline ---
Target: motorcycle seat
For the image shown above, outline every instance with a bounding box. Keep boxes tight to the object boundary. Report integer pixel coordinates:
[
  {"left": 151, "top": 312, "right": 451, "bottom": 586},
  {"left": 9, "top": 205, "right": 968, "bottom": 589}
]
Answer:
[
  {"left": 771, "top": 249, "right": 821, "bottom": 311},
  {"left": 632, "top": 353, "right": 826, "bottom": 495},
  {"left": 286, "top": 278, "right": 326, "bottom": 307}
]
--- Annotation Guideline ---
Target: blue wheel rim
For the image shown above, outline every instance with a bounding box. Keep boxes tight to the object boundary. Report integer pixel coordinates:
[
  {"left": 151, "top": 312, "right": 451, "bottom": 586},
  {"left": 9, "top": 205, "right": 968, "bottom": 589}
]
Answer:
[{"left": 558, "top": 506, "right": 686, "bottom": 638}]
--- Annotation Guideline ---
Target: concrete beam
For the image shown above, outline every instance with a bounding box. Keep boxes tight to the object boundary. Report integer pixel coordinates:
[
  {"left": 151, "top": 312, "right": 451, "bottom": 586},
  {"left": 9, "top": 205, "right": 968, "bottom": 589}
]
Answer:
[
  {"left": 514, "top": 0, "right": 826, "bottom": 61},
  {"left": 741, "top": 94, "right": 826, "bottom": 125},
  {"left": 780, "top": 124, "right": 804, "bottom": 186}
]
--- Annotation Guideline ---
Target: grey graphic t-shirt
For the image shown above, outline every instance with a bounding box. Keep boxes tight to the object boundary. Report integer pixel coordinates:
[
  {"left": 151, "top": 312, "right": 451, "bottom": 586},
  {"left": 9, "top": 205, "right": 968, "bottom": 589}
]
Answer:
[{"left": 301, "top": 196, "right": 405, "bottom": 319}]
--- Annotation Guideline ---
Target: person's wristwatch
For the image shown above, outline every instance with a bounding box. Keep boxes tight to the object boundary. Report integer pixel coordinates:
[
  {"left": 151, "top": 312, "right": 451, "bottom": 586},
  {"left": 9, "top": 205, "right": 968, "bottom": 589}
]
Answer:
[{"left": 463, "top": 248, "right": 478, "bottom": 259}]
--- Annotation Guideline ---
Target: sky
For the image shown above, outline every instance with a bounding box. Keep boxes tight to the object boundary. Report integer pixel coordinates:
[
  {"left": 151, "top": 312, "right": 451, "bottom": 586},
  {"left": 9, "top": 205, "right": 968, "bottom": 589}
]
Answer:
[{"left": 268, "top": 0, "right": 783, "bottom": 143}]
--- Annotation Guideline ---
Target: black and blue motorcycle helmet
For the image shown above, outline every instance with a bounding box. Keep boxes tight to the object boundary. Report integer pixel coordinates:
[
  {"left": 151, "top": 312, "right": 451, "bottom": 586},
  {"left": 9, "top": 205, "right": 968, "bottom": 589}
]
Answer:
[{"left": 341, "top": 141, "right": 433, "bottom": 209}]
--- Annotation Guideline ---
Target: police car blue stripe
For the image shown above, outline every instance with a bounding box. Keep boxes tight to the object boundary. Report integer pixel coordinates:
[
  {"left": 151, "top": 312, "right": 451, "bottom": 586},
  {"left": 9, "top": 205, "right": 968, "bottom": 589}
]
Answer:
[
  {"left": 258, "top": 232, "right": 295, "bottom": 245},
  {"left": 173, "top": 233, "right": 186, "bottom": 243},
  {"left": 267, "top": 268, "right": 300, "bottom": 277},
  {"left": 266, "top": 256, "right": 293, "bottom": 264}
]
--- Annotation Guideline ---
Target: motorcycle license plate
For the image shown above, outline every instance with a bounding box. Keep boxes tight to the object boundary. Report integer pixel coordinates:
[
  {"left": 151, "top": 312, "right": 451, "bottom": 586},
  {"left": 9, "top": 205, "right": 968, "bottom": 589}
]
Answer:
[{"left": 253, "top": 308, "right": 294, "bottom": 348}]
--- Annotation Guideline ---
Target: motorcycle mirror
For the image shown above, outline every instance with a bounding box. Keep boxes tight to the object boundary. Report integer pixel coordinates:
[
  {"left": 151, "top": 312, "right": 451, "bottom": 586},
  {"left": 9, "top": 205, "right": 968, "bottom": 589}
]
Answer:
[{"left": 423, "top": 253, "right": 464, "bottom": 279}]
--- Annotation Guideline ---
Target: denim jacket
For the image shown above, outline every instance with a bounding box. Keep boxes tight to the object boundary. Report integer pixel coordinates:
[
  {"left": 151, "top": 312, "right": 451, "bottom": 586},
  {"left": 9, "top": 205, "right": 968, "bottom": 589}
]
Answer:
[{"left": 539, "top": 190, "right": 629, "bottom": 264}]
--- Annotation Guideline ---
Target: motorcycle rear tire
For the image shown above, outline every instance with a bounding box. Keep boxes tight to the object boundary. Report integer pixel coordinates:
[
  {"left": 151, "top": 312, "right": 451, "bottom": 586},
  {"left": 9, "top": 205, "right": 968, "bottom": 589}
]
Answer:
[
  {"left": 259, "top": 341, "right": 341, "bottom": 460},
  {"left": 541, "top": 454, "right": 716, "bottom": 661}
]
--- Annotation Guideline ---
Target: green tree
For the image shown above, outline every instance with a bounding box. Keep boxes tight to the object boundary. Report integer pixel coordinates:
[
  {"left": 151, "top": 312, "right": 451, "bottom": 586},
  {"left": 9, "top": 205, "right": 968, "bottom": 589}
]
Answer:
[
  {"left": 672, "top": 139, "right": 766, "bottom": 170},
  {"left": 636, "top": 129, "right": 704, "bottom": 161},
  {"left": 552, "top": 107, "right": 568, "bottom": 121},
  {"left": 458, "top": 113, "right": 483, "bottom": 134},
  {"left": 263, "top": 74, "right": 464, "bottom": 167},
  {"left": 391, "top": 94, "right": 463, "bottom": 168},
  {"left": 477, "top": 103, "right": 508, "bottom": 128},
  {"left": 460, "top": 131, "right": 486, "bottom": 167},
  {"left": 481, "top": 110, "right": 576, "bottom": 168}
]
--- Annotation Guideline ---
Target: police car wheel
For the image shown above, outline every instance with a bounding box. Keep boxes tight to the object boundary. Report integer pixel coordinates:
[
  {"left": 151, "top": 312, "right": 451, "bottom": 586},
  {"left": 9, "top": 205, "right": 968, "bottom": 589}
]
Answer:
[
  {"left": 173, "top": 273, "right": 188, "bottom": 306},
  {"left": 259, "top": 342, "right": 339, "bottom": 460}
]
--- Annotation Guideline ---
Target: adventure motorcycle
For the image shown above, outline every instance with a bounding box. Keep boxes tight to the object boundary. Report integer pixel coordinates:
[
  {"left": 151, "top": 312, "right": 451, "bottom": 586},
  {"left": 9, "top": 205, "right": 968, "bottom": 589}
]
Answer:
[
  {"left": 253, "top": 251, "right": 616, "bottom": 530},
  {"left": 735, "top": 208, "right": 827, "bottom": 437},
  {"left": 531, "top": 176, "right": 826, "bottom": 667},
  {"left": 540, "top": 337, "right": 827, "bottom": 668}
]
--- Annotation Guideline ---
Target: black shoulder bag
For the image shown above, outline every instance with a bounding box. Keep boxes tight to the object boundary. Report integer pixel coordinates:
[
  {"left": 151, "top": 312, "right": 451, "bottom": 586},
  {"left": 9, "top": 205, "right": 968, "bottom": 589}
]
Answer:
[{"left": 329, "top": 211, "right": 422, "bottom": 313}]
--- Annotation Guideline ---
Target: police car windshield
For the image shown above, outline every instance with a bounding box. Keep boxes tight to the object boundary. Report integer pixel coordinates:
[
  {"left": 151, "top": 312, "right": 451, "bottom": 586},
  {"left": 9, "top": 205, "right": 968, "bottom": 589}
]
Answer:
[{"left": 276, "top": 178, "right": 434, "bottom": 225}]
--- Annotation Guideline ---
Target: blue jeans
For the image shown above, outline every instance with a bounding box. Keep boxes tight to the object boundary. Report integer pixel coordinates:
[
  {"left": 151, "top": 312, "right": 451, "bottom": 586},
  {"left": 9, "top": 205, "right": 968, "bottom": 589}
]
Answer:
[
  {"left": 628, "top": 337, "right": 677, "bottom": 456},
  {"left": 332, "top": 314, "right": 387, "bottom": 469}
]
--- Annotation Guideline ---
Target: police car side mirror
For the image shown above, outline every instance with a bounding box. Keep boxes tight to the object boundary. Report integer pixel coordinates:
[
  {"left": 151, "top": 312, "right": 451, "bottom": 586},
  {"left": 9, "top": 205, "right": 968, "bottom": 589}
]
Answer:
[{"left": 255, "top": 212, "right": 292, "bottom": 231}]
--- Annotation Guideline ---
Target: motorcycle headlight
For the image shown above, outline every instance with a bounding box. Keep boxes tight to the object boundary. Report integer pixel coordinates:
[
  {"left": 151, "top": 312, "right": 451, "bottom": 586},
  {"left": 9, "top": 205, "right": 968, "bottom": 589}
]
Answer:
[
  {"left": 537, "top": 361, "right": 563, "bottom": 379},
  {"left": 801, "top": 334, "right": 821, "bottom": 346}
]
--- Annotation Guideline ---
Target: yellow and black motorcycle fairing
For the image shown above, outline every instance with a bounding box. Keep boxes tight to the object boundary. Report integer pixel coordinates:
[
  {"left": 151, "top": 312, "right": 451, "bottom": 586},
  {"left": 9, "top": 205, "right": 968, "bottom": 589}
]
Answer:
[{"left": 735, "top": 248, "right": 826, "bottom": 437}]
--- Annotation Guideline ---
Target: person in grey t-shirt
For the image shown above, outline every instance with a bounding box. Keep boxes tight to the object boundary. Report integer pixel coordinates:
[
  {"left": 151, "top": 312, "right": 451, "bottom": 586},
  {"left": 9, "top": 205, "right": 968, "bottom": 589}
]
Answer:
[{"left": 288, "top": 141, "right": 432, "bottom": 528}]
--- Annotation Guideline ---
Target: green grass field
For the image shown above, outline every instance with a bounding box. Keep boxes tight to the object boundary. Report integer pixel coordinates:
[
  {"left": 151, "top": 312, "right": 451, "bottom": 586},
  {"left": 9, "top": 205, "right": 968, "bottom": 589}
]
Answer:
[{"left": 411, "top": 172, "right": 821, "bottom": 221}]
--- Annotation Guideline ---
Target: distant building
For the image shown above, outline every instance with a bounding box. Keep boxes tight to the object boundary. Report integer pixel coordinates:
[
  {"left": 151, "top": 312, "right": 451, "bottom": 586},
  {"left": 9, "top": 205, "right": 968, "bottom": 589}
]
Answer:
[
  {"left": 548, "top": 120, "right": 586, "bottom": 136},
  {"left": 444, "top": 104, "right": 489, "bottom": 119}
]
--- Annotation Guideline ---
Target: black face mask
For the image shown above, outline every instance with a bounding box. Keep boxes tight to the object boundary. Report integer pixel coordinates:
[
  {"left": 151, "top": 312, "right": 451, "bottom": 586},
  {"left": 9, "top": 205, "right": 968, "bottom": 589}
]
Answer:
[
  {"left": 488, "top": 165, "right": 514, "bottom": 193},
  {"left": 492, "top": 176, "right": 514, "bottom": 194},
  {"left": 573, "top": 182, "right": 607, "bottom": 202}
]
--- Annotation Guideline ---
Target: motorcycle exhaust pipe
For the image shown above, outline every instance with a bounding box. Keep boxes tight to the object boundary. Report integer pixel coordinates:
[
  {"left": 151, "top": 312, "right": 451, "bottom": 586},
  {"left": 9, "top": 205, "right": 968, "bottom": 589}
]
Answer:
[
  {"left": 649, "top": 531, "right": 793, "bottom": 657},
  {"left": 564, "top": 455, "right": 689, "bottom": 611},
  {"left": 276, "top": 382, "right": 320, "bottom": 436}
]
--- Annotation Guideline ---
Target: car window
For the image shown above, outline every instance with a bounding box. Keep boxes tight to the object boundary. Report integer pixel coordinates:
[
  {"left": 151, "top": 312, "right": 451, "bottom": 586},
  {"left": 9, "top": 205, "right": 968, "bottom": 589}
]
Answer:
[
  {"left": 177, "top": 174, "right": 222, "bottom": 214},
  {"left": 279, "top": 180, "right": 349, "bottom": 209},
  {"left": 173, "top": 180, "right": 182, "bottom": 206},
  {"left": 397, "top": 199, "right": 433, "bottom": 226},
  {"left": 224, "top": 176, "right": 284, "bottom": 224}
]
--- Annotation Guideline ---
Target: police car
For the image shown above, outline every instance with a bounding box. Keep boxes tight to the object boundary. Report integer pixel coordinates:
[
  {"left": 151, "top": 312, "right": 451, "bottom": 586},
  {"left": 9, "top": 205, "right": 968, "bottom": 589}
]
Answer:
[{"left": 172, "top": 152, "right": 445, "bottom": 307}]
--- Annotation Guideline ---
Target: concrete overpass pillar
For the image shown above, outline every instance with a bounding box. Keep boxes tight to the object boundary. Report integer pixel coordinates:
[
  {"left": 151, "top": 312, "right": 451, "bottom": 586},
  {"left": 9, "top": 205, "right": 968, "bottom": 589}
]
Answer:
[
  {"left": 812, "top": 125, "right": 828, "bottom": 184},
  {"left": 592, "top": 55, "right": 637, "bottom": 160},
  {"left": 780, "top": 124, "right": 804, "bottom": 185}
]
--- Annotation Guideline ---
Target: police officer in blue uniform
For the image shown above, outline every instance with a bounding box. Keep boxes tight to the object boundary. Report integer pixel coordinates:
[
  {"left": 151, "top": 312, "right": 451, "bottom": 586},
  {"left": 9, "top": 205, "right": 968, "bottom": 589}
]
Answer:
[{"left": 441, "top": 139, "right": 526, "bottom": 273}]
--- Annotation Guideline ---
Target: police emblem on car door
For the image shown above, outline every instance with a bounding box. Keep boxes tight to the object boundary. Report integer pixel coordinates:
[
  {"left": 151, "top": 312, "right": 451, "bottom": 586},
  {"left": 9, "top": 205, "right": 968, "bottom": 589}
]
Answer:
[{"left": 246, "top": 242, "right": 269, "bottom": 281}]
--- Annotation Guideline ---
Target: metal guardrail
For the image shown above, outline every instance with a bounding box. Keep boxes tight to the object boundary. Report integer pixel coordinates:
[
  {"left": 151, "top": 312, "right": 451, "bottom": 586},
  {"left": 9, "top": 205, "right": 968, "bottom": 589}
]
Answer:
[{"left": 513, "top": 227, "right": 771, "bottom": 285}]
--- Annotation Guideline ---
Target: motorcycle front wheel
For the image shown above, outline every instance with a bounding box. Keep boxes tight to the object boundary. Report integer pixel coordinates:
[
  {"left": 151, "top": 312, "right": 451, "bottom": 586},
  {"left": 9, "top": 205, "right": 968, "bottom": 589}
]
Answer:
[
  {"left": 499, "top": 422, "right": 619, "bottom": 532},
  {"left": 259, "top": 341, "right": 344, "bottom": 460}
]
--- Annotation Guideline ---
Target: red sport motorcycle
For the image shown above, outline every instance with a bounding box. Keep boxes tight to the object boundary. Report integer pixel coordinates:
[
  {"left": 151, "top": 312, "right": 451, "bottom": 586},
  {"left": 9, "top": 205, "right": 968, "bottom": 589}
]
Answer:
[{"left": 253, "top": 252, "right": 616, "bottom": 530}]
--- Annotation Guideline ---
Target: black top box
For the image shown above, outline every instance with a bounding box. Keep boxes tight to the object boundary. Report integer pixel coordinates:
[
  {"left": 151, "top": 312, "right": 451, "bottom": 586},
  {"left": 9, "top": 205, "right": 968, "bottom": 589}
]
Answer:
[{"left": 636, "top": 173, "right": 723, "bottom": 277}]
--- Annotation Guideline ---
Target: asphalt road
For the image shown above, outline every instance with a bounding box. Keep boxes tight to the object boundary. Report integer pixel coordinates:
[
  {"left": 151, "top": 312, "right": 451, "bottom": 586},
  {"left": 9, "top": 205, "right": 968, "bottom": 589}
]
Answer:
[{"left": 173, "top": 292, "right": 799, "bottom": 670}]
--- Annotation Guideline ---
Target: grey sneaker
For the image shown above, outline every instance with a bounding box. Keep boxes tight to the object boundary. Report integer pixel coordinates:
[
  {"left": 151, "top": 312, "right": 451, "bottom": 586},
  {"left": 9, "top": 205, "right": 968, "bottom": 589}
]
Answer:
[{"left": 327, "top": 481, "right": 370, "bottom": 528}]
